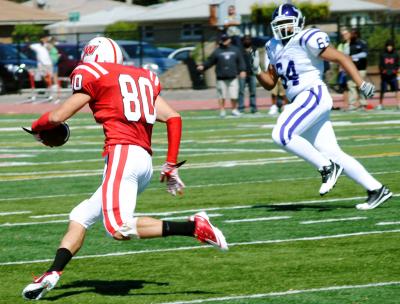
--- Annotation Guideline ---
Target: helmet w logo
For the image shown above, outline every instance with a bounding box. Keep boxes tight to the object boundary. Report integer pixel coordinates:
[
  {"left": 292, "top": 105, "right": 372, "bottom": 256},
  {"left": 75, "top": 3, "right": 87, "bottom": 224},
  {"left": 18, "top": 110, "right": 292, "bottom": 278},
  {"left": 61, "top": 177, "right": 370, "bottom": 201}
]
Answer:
[{"left": 83, "top": 45, "right": 99, "bottom": 56}]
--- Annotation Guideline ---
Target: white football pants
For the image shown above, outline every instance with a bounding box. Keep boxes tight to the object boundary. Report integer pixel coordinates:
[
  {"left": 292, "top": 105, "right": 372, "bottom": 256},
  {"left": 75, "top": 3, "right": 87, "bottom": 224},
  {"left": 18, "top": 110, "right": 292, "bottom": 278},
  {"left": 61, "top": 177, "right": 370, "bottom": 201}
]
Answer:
[
  {"left": 271, "top": 84, "right": 381, "bottom": 191},
  {"left": 70, "top": 144, "right": 153, "bottom": 236}
]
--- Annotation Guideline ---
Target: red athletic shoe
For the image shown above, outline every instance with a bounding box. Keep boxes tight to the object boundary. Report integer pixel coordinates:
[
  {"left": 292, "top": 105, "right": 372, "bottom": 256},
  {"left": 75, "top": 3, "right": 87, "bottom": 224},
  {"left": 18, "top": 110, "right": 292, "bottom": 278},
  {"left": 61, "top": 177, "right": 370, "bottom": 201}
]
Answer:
[
  {"left": 191, "top": 211, "right": 228, "bottom": 251},
  {"left": 22, "top": 271, "right": 61, "bottom": 300}
]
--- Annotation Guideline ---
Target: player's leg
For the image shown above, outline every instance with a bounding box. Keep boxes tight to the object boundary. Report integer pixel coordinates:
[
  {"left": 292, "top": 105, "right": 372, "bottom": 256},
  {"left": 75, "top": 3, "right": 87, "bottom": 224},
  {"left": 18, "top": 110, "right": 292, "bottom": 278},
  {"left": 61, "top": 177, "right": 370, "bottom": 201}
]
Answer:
[
  {"left": 271, "top": 85, "right": 342, "bottom": 195},
  {"left": 306, "top": 118, "right": 392, "bottom": 209},
  {"left": 104, "top": 145, "right": 228, "bottom": 250},
  {"left": 22, "top": 186, "right": 103, "bottom": 300}
]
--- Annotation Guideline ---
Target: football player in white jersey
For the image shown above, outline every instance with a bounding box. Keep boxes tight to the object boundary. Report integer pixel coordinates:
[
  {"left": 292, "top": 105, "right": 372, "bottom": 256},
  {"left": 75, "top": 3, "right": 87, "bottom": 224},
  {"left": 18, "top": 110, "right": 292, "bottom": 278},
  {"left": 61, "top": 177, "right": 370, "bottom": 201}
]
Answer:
[{"left": 252, "top": 4, "right": 392, "bottom": 210}]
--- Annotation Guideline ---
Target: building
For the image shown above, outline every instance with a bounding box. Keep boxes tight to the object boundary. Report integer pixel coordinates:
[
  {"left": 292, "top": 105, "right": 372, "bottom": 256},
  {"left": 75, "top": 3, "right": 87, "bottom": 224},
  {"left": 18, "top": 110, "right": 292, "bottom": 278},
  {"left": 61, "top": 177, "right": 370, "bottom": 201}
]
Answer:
[{"left": 0, "top": 0, "right": 64, "bottom": 42}]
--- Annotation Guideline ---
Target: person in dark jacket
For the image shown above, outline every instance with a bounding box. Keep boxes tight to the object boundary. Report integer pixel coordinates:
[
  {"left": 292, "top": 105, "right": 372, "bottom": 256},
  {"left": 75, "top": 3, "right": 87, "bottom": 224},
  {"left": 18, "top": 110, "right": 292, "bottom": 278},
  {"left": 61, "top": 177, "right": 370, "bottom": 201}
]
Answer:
[
  {"left": 347, "top": 29, "right": 369, "bottom": 110},
  {"left": 238, "top": 35, "right": 258, "bottom": 113},
  {"left": 197, "top": 34, "right": 246, "bottom": 117},
  {"left": 378, "top": 39, "right": 399, "bottom": 110}
]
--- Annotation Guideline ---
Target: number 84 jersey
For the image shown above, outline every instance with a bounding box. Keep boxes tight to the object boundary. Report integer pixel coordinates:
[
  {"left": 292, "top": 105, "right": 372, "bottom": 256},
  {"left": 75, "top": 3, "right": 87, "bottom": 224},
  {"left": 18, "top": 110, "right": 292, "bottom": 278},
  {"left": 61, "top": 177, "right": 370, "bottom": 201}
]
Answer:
[
  {"left": 70, "top": 62, "right": 161, "bottom": 156},
  {"left": 266, "top": 28, "right": 329, "bottom": 101}
]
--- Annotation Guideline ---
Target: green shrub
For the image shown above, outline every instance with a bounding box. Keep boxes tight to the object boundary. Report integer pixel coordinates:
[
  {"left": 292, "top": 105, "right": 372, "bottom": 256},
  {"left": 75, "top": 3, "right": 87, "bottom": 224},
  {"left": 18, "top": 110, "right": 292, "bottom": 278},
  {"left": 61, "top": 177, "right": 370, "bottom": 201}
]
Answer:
[
  {"left": 12, "top": 24, "right": 45, "bottom": 42},
  {"left": 104, "top": 22, "right": 139, "bottom": 40},
  {"left": 250, "top": 1, "right": 330, "bottom": 25}
]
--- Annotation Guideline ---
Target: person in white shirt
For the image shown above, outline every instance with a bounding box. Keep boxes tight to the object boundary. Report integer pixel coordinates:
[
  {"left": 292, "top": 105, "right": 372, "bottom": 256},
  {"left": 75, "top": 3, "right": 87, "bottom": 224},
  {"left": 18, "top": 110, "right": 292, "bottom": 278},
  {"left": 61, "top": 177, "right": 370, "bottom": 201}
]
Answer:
[{"left": 30, "top": 36, "right": 53, "bottom": 88}]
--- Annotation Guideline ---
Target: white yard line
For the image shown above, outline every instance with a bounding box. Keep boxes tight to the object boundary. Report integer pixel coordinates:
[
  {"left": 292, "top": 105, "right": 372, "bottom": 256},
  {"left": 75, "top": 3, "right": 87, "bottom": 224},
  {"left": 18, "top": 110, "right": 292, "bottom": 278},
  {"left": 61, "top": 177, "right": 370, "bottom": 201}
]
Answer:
[
  {"left": 161, "top": 214, "right": 222, "bottom": 221},
  {"left": 0, "top": 220, "right": 68, "bottom": 227},
  {"left": 2, "top": 152, "right": 400, "bottom": 182},
  {"left": 0, "top": 211, "right": 31, "bottom": 216},
  {"left": 158, "top": 281, "right": 400, "bottom": 304},
  {"left": 0, "top": 195, "right": 372, "bottom": 224},
  {"left": 224, "top": 216, "right": 291, "bottom": 223},
  {"left": 376, "top": 221, "right": 400, "bottom": 226},
  {"left": 1, "top": 229, "right": 400, "bottom": 266},
  {"left": 300, "top": 217, "right": 367, "bottom": 225}
]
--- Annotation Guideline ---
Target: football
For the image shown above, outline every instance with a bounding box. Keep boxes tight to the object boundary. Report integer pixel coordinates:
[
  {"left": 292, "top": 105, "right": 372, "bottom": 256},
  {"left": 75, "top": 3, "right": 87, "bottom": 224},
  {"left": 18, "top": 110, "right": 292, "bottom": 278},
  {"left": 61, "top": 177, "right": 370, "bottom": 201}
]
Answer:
[{"left": 23, "top": 123, "right": 70, "bottom": 147}]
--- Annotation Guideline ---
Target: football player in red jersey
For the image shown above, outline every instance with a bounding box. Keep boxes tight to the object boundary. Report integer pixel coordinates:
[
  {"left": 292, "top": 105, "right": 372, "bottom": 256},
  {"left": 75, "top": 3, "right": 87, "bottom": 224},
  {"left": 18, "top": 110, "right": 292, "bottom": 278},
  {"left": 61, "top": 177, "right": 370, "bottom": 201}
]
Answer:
[{"left": 22, "top": 37, "right": 228, "bottom": 301}]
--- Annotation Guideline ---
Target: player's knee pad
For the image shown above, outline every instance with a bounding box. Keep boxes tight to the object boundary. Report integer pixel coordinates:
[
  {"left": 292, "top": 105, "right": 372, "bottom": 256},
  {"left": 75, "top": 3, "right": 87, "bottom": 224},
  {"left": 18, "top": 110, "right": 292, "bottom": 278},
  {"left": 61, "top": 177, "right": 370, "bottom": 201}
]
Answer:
[{"left": 116, "top": 217, "right": 139, "bottom": 239}]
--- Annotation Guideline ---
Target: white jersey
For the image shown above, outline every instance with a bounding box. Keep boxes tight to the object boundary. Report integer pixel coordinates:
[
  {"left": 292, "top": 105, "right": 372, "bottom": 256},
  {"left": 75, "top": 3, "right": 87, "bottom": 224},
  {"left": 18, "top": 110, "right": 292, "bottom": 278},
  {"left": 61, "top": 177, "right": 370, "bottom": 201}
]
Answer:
[{"left": 266, "top": 28, "right": 329, "bottom": 101}]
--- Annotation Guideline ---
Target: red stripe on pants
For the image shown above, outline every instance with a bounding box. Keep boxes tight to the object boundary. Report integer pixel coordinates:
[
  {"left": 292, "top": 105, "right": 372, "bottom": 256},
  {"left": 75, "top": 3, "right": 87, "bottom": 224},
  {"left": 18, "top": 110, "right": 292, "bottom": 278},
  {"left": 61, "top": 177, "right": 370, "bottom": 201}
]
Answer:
[
  {"left": 112, "top": 145, "right": 129, "bottom": 228},
  {"left": 102, "top": 145, "right": 116, "bottom": 234}
]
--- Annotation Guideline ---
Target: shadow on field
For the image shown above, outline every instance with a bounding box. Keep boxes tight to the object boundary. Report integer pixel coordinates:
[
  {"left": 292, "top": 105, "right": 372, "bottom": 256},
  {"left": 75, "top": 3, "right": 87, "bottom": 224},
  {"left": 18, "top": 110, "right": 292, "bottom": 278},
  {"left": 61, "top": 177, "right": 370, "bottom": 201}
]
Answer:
[
  {"left": 253, "top": 203, "right": 354, "bottom": 212},
  {"left": 44, "top": 279, "right": 212, "bottom": 300}
]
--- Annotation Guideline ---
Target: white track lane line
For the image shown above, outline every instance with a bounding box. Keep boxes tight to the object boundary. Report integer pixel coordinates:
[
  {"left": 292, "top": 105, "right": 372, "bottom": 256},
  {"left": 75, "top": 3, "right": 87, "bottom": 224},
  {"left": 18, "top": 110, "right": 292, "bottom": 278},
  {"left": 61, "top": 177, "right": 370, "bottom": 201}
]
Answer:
[{"left": 376, "top": 221, "right": 400, "bottom": 226}]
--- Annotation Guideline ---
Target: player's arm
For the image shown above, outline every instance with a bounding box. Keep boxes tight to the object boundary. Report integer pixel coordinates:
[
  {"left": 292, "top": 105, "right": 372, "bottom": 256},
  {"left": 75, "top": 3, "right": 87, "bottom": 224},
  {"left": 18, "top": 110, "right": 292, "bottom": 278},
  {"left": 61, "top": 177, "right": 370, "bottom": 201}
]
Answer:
[
  {"left": 319, "top": 46, "right": 374, "bottom": 97},
  {"left": 156, "top": 96, "right": 185, "bottom": 196},
  {"left": 256, "top": 64, "right": 279, "bottom": 90},
  {"left": 31, "top": 93, "right": 91, "bottom": 132},
  {"left": 320, "top": 46, "right": 363, "bottom": 87},
  {"left": 251, "top": 48, "right": 278, "bottom": 90}
]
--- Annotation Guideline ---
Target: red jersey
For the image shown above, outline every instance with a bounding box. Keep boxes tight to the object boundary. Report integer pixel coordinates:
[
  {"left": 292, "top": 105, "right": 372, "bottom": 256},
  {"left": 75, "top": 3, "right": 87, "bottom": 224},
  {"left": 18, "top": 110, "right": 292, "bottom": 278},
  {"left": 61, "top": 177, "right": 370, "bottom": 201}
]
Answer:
[{"left": 70, "top": 62, "right": 161, "bottom": 155}]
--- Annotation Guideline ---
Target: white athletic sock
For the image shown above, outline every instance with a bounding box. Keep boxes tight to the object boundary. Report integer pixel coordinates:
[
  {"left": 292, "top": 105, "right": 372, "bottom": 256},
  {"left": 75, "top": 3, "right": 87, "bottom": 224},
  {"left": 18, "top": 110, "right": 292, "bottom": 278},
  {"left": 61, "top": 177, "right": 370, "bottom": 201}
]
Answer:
[
  {"left": 333, "top": 152, "right": 382, "bottom": 191},
  {"left": 284, "top": 135, "right": 331, "bottom": 169}
]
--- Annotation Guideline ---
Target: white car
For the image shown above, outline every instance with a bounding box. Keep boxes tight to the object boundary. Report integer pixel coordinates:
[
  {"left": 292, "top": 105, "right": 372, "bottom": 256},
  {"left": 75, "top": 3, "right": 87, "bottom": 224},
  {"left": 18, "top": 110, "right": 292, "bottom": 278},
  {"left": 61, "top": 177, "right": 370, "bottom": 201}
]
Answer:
[{"left": 167, "top": 46, "right": 195, "bottom": 61}]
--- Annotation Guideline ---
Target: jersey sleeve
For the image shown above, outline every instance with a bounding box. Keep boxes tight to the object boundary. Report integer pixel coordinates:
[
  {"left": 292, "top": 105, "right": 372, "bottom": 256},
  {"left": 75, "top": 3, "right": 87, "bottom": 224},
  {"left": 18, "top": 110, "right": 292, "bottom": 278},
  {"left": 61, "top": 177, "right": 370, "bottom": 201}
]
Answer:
[
  {"left": 148, "top": 70, "right": 161, "bottom": 99},
  {"left": 304, "top": 30, "right": 330, "bottom": 57},
  {"left": 70, "top": 64, "right": 98, "bottom": 98}
]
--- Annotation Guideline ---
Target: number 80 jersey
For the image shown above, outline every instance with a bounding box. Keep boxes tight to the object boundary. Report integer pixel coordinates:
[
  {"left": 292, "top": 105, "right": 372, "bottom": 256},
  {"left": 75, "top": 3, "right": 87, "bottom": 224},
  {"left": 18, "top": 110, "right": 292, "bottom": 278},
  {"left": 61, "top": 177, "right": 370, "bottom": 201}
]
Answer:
[
  {"left": 266, "top": 28, "right": 329, "bottom": 101},
  {"left": 70, "top": 62, "right": 161, "bottom": 156}
]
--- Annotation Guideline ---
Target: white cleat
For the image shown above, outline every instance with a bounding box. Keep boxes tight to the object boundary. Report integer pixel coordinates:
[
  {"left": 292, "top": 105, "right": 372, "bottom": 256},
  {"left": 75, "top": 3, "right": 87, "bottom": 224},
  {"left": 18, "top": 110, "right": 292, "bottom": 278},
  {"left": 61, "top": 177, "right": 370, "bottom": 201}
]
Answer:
[
  {"left": 22, "top": 271, "right": 61, "bottom": 300},
  {"left": 191, "top": 211, "right": 228, "bottom": 251},
  {"left": 319, "top": 161, "right": 343, "bottom": 196},
  {"left": 356, "top": 186, "right": 392, "bottom": 210}
]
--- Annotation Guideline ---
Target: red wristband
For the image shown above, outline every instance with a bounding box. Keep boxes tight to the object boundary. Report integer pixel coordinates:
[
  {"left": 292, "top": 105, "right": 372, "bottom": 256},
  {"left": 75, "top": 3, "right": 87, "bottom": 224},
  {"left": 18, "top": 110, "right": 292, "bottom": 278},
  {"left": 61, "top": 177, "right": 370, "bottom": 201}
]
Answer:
[
  {"left": 31, "top": 112, "right": 54, "bottom": 132},
  {"left": 166, "top": 116, "right": 182, "bottom": 164}
]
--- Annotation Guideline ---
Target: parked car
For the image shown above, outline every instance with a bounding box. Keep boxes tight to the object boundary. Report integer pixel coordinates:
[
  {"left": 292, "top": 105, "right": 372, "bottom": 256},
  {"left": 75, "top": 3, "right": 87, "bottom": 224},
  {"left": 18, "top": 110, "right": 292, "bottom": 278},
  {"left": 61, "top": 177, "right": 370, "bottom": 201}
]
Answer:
[
  {"left": 168, "top": 46, "right": 195, "bottom": 61},
  {"left": 55, "top": 43, "right": 81, "bottom": 77},
  {"left": 0, "top": 44, "right": 37, "bottom": 94},
  {"left": 158, "top": 47, "right": 176, "bottom": 58},
  {"left": 116, "top": 40, "right": 178, "bottom": 74}
]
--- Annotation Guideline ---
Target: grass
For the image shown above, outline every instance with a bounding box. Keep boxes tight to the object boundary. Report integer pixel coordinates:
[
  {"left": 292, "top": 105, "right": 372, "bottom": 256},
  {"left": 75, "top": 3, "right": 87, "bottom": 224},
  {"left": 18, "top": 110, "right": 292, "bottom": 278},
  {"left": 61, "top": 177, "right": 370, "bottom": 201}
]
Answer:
[{"left": 0, "top": 109, "right": 399, "bottom": 303}]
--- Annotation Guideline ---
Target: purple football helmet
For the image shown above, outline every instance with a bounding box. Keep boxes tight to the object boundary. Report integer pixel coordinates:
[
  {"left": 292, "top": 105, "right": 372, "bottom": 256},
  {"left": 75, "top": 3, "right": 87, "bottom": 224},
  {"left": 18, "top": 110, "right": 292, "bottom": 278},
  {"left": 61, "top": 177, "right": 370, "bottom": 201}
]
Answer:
[{"left": 271, "top": 4, "right": 304, "bottom": 40}]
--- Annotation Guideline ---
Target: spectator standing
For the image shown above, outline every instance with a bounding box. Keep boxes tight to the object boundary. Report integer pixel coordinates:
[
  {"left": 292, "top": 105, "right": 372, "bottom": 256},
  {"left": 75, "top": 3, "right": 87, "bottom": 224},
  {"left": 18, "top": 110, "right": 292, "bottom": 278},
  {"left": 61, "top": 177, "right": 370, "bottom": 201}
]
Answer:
[
  {"left": 224, "top": 5, "right": 242, "bottom": 47},
  {"left": 337, "top": 27, "right": 351, "bottom": 107},
  {"left": 47, "top": 36, "right": 60, "bottom": 91},
  {"left": 197, "top": 34, "right": 246, "bottom": 117},
  {"left": 269, "top": 79, "right": 288, "bottom": 115},
  {"left": 29, "top": 36, "right": 53, "bottom": 89},
  {"left": 378, "top": 39, "right": 399, "bottom": 110},
  {"left": 238, "top": 35, "right": 258, "bottom": 113},
  {"left": 347, "top": 29, "right": 368, "bottom": 110}
]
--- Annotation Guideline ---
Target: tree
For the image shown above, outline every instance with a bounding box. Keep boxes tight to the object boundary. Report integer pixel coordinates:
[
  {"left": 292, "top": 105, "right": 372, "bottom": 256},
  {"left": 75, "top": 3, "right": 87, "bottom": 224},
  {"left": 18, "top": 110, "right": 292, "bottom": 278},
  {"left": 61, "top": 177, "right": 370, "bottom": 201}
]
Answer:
[
  {"left": 12, "top": 24, "right": 45, "bottom": 42},
  {"left": 104, "top": 22, "right": 139, "bottom": 40},
  {"left": 251, "top": 1, "right": 330, "bottom": 25}
]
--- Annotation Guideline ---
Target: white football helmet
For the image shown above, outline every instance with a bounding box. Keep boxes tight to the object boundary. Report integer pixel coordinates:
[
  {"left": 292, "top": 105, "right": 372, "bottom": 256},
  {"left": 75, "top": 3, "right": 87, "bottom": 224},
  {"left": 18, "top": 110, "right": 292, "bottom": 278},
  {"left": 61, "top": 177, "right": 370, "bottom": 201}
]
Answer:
[
  {"left": 81, "top": 37, "right": 123, "bottom": 64},
  {"left": 271, "top": 4, "right": 305, "bottom": 40}
]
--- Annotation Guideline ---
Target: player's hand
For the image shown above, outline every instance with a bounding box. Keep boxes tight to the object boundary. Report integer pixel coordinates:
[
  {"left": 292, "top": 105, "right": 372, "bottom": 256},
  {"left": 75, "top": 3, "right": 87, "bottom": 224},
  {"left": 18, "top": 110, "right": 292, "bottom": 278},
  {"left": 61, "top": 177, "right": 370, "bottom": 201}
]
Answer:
[
  {"left": 250, "top": 50, "right": 261, "bottom": 75},
  {"left": 359, "top": 81, "right": 375, "bottom": 98},
  {"left": 160, "top": 160, "right": 186, "bottom": 196}
]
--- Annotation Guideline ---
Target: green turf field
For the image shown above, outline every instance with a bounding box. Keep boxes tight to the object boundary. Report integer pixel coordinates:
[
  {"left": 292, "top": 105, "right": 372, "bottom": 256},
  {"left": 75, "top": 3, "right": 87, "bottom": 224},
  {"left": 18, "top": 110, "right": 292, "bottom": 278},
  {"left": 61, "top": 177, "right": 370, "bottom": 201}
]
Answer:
[{"left": 0, "top": 109, "right": 399, "bottom": 304}]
